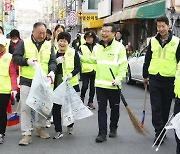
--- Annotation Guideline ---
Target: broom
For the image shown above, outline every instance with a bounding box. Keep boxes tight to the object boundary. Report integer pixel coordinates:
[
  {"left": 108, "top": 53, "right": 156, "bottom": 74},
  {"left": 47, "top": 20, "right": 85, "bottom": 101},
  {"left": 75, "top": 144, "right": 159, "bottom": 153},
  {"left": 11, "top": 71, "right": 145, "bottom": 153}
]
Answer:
[
  {"left": 7, "top": 100, "right": 20, "bottom": 126},
  {"left": 141, "top": 85, "right": 147, "bottom": 128},
  {"left": 109, "top": 68, "right": 148, "bottom": 136}
]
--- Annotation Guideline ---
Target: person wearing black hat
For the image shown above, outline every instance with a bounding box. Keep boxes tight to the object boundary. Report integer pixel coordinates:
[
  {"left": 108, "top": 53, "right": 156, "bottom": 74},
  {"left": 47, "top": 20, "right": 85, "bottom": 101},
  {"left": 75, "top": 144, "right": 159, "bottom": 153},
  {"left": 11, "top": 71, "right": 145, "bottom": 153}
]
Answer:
[{"left": 79, "top": 31, "right": 97, "bottom": 110}]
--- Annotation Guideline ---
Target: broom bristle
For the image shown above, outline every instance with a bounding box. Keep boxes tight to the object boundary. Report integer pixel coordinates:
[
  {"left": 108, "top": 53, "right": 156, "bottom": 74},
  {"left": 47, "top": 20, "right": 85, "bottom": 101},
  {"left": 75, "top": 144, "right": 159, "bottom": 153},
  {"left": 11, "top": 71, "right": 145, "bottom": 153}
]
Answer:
[{"left": 126, "top": 106, "right": 149, "bottom": 136}]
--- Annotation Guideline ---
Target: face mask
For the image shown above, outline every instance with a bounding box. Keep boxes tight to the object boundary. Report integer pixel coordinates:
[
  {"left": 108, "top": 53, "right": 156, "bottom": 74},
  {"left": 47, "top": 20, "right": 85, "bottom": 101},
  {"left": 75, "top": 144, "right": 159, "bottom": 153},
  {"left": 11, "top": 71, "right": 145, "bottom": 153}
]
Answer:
[{"left": 12, "top": 40, "right": 18, "bottom": 44}]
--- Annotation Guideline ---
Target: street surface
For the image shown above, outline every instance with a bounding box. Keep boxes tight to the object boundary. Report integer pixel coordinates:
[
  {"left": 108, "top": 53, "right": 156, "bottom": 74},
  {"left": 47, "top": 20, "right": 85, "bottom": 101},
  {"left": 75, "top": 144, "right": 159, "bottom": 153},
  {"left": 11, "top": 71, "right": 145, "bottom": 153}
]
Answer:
[{"left": 1, "top": 82, "right": 176, "bottom": 154}]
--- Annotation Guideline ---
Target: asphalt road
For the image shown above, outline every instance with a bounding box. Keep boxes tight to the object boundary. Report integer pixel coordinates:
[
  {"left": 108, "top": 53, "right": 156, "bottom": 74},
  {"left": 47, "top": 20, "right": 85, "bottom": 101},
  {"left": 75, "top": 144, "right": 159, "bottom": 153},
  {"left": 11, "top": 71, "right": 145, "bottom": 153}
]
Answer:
[{"left": 1, "top": 82, "right": 176, "bottom": 154}]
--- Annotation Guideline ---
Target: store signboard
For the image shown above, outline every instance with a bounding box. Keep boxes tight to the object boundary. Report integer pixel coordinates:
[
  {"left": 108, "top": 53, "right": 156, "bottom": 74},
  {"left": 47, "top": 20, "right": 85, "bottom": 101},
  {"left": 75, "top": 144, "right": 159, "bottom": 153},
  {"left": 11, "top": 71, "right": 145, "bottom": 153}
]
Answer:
[{"left": 123, "top": 0, "right": 150, "bottom": 8}]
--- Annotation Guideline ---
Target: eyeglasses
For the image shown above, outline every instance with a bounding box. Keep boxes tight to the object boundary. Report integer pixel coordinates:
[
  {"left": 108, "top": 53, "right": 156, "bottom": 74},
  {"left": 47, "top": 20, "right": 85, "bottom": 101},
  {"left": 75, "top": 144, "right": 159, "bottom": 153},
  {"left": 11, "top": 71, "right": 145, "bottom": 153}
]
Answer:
[{"left": 101, "top": 30, "right": 112, "bottom": 33}]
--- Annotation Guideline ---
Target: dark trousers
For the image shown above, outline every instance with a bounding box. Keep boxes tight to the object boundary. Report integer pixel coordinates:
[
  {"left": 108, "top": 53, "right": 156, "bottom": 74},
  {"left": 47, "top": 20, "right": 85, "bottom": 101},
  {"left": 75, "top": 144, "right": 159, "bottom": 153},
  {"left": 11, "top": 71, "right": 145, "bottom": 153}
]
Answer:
[
  {"left": 96, "top": 87, "right": 120, "bottom": 135},
  {"left": 149, "top": 79, "right": 174, "bottom": 136},
  {"left": 174, "top": 98, "right": 180, "bottom": 154},
  {"left": 52, "top": 104, "right": 73, "bottom": 132},
  {"left": 80, "top": 72, "right": 95, "bottom": 103},
  {"left": 0, "top": 94, "right": 10, "bottom": 135}
]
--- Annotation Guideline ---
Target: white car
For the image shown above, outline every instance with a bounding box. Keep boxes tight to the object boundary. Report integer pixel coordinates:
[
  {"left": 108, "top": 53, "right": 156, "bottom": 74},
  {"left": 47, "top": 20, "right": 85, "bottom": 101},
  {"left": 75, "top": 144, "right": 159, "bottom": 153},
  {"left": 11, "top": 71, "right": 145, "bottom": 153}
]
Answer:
[{"left": 126, "top": 46, "right": 147, "bottom": 84}]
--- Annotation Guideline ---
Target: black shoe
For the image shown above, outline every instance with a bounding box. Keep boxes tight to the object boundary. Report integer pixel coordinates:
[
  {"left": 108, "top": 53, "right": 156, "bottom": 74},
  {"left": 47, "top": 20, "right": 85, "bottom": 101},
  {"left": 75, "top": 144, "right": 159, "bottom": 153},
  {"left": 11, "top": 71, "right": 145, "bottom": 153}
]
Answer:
[
  {"left": 95, "top": 134, "right": 107, "bottom": 143},
  {"left": 109, "top": 129, "right": 117, "bottom": 138}
]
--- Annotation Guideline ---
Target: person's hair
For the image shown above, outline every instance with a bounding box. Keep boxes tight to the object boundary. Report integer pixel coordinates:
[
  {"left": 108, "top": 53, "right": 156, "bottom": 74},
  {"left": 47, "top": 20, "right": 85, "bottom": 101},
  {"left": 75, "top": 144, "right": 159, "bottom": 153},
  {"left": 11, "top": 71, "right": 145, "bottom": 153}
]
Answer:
[
  {"left": 84, "top": 31, "right": 96, "bottom": 40},
  {"left": 156, "top": 16, "right": 169, "bottom": 25},
  {"left": 46, "top": 29, "right": 52, "bottom": 35},
  {"left": 33, "top": 22, "right": 47, "bottom": 30},
  {"left": 116, "top": 29, "right": 122, "bottom": 34},
  {"left": 83, "top": 28, "right": 90, "bottom": 33},
  {"left": 102, "top": 23, "right": 116, "bottom": 32},
  {"left": 57, "top": 32, "right": 71, "bottom": 44},
  {"left": 0, "top": 26, "right": 4, "bottom": 34},
  {"left": 54, "top": 24, "right": 65, "bottom": 32},
  {"left": 10, "top": 29, "right": 20, "bottom": 38}
]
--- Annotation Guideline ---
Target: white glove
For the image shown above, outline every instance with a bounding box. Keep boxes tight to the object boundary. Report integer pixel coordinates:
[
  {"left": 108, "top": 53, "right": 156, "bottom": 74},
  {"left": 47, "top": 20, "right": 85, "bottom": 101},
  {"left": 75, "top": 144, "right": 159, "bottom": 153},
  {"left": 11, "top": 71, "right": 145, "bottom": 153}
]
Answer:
[
  {"left": 27, "top": 59, "right": 37, "bottom": 67},
  {"left": 66, "top": 73, "right": 72, "bottom": 80},
  {"left": 56, "top": 56, "right": 65, "bottom": 65},
  {"left": 112, "top": 78, "right": 121, "bottom": 86},
  {"left": 77, "top": 51, "right": 82, "bottom": 58},
  {"left": 47, "top": 71, "right": 55, "bottom": 84},
  {"left": 11, "top": 91, "right": 17, "bottom": 101}
]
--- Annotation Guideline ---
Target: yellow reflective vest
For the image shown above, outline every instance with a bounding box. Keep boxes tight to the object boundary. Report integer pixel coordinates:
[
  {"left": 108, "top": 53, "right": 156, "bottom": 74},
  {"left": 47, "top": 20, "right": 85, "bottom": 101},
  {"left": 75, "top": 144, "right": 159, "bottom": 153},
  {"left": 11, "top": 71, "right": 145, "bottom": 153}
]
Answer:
[
  {"left": 174, "top": 62, "right": 180, "bottom": 98},
  {"left": 21, "top": 38, "right": 51, "bottom": 79},
  {"left": 0, "top": 52, "right": 12, "bottom": 93},
  {"left": 80, "top": 44, "right": 96, "bottom": 73},
  {"left": 81, "top": 39, "right": 128, "bottom": 89},
  {"left": 62, "top": 47, "right": 79, "bottom": 86},
  {"left": 148, "top": 36, "right": 179, "bottom": 77}
]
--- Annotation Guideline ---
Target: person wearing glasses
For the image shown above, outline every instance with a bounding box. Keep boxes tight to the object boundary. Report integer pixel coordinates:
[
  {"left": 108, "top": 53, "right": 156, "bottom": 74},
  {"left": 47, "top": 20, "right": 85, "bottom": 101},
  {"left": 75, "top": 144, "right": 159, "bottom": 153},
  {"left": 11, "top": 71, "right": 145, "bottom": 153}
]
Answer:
[{"left": 80, "top": 23, "right": 127, "bottom": 143}]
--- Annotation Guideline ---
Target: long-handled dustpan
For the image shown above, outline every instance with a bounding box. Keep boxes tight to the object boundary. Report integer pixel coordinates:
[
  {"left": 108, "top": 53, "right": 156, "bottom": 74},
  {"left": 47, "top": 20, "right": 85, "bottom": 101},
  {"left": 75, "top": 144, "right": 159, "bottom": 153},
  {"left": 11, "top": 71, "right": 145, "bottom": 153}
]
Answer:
[{"left": 7, "top": 101, "right": 20, "bottom": 126}]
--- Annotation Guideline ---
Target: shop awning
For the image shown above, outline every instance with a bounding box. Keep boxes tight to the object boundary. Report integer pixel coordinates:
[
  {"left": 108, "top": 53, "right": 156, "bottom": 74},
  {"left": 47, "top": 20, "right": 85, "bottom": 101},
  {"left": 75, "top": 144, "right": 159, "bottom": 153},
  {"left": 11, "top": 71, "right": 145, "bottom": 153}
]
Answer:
[{"left": 104, "top": 0, "right": 166, "bottom": 23}]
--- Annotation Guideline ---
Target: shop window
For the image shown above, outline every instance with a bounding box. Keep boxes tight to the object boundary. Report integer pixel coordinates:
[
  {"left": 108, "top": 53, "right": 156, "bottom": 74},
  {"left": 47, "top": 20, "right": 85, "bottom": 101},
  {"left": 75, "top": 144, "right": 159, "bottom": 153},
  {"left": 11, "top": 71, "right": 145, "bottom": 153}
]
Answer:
[{"left": 88, "top": 0, "right": 100, "bottom": 9}]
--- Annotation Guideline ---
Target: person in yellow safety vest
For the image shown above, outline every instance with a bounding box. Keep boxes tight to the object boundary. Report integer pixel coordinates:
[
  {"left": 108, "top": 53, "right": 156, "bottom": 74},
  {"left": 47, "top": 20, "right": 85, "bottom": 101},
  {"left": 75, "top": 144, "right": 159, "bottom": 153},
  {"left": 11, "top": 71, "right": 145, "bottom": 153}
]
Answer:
[
  {"left": 52, "top": 32, "right": 80, "bottom": 139},
  {"left": 79, "top": 31, "right": 97, "bottom": 110},
  {"left": 143, "top": 16, "right": 180, "bottom": 146},
  {"left": 45, "top": 25, "right": 64, "bottom": 128},
  {"left": 0, "top": 34, "right": 17, "bottom": 144},
  {"left": 13, "top": 22, "right": 57, "bottom": 146},
  {"left": 115, "top": 29, "right": 125, "bottom": 46},
  {"left": 80, "top": 23, "right": 128, "bottom": 143},
  {"left": 174, "top": 62, "right": 180, "bottom": 154},
  {"left": 52, "top": 24, "right": 65, "bottom": 52}
]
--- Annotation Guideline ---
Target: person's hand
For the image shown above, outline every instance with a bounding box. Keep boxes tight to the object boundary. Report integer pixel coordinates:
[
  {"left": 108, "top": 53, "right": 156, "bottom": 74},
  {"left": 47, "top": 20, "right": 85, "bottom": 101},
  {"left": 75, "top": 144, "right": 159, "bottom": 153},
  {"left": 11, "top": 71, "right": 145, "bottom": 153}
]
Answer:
[
  {"left": 11, "top": 91, "right": 17, "bottom": 101},
  {"left": 56, "top": 56, "right": 65, "bottom": 65},
  {"left": 66, "top": 73, "right": 72, "bottom": 80},
  {"left": 112, "top": 78, "right": 121, "bottom": 86},
  {"left": 143, "top": 78, "right": 149, "bottom": 87},
  {"left": 77, "top": 51, "right": 82, "bottom": 58},
  {"left": 47, "top": 71, "right": 55, "bottom": 84},
  {"left": 27, "top": 59, "right": 37, "bottom": 67}
]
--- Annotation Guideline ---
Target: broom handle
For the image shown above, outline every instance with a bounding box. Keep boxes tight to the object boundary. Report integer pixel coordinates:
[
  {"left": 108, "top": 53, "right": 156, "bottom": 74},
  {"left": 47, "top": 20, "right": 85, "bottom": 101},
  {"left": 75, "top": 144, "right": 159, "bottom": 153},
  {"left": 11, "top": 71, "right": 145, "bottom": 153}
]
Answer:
[
  {"left": 143, "top": 86, "right": 147, "bottom": 110},
  {"left": 15, "top": 101, "right": 20, "bottom": 113},
  {"left": 109, "top": 68, "right": 128, "bottom": 107}
]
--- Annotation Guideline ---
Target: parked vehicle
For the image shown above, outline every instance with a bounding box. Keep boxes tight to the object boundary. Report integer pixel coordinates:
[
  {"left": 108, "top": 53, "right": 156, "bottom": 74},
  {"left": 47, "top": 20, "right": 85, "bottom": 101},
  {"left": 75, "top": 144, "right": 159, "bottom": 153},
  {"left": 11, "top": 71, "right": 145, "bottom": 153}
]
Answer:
[{"left": 126, "top": 46, "right": 147, "bottom": 84}]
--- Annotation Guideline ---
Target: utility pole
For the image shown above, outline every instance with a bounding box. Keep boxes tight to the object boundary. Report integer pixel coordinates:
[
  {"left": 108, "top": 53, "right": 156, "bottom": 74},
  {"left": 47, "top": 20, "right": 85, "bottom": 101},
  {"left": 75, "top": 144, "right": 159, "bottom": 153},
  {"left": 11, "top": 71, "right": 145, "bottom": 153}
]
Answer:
[{"left": 77, "top": 0, "right": 82, "bottom": 33}]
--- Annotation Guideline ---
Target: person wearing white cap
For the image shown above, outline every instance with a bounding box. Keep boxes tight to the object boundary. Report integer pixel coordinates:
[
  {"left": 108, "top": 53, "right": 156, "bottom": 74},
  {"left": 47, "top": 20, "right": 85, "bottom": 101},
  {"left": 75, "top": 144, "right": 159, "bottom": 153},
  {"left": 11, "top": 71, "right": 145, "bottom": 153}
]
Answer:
[{"left": 0, "top": 34, "right": 18, "bottom": 144}]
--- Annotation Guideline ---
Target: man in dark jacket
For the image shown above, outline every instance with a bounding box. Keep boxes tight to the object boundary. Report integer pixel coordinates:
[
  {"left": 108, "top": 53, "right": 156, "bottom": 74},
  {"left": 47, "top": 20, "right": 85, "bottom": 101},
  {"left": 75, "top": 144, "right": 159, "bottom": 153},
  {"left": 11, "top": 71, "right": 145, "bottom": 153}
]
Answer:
[
  {"left": 143, "top": 16, "right": 180, "bottom": 146},
  {"left": 13, "top": 22, "right": 56, "bottom": 146}
]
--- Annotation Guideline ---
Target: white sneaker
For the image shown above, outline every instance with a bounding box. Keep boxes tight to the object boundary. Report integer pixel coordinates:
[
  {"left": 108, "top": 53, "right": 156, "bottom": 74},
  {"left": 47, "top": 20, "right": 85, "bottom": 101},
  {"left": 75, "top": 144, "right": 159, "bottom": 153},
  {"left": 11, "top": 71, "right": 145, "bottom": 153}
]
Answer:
[
  {"left": 46, "top": 120, "right": 51, "bottom": 128},
  {"left": 53, "top": 132, "right": 63, "bottom": 139},
  {"left": 35, "top": 128, "right": 50, "bottom": 139},
  {"left": 19, "top": 135, "right": 32, "bottom": 146}
]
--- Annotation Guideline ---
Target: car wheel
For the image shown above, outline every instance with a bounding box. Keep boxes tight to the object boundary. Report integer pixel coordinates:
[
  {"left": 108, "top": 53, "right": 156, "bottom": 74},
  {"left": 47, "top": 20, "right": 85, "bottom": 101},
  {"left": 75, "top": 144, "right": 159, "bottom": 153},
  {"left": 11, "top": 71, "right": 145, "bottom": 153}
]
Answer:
[{"left": 126, "top": 66, "right": 135, "bottom": 85}]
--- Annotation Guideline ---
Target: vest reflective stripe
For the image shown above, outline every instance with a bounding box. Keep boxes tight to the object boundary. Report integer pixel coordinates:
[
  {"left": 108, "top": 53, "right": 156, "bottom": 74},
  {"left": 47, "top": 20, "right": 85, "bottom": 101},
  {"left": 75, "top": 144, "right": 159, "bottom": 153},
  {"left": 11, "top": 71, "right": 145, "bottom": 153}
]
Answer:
[
  {"left": 148, "top": 36, "right": 179, "bottom": 77},
  {"left": 0, "top": 52, "right": 12, "bottom": 93},
  {"left": 80, "top": 45, "right": 96, "bottom": 73},
  {"left": 21, "top": 38, "right": 51, "bottom": 79},
  {"left": 94, "top": 39, "right": 127, "bottom": 89},
  {"left": 62, "top": 47, "right": 79, "bottom": 86}
]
